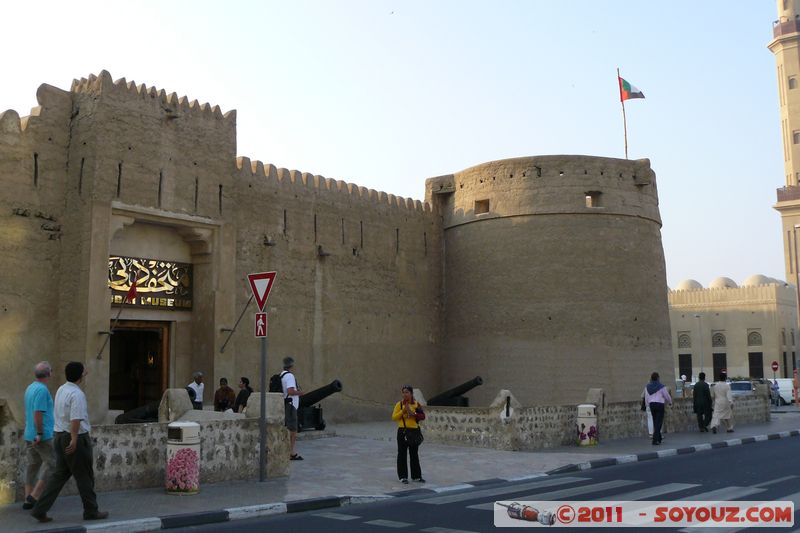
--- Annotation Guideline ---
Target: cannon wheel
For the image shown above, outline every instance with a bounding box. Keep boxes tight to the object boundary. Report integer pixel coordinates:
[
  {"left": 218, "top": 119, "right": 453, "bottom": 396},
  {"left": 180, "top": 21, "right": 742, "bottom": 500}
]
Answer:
[{"left": 315, "top": 421, "right": 326, "bottom": 431}]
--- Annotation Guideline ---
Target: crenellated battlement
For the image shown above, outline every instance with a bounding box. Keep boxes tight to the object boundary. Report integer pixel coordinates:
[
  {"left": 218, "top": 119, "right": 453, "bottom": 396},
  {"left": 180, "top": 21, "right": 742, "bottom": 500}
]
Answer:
[
  {"left": 235, "top": 156, "right": 430, "bottom": 213},
  {"left": 0, "top": 83, "right": 72, "bottom": 139},
  {"left": 70, "top": 70, "right": 236, "bottom": 123},
  {"left": 427, "top": 155, "right": 661, "bottom": 229}
]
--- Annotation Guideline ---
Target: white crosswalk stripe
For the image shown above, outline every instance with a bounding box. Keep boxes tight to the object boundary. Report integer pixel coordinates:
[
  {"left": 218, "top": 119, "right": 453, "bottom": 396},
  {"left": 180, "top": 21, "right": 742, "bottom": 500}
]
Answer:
[
  {"left": 681, "top": 486, "right": 766, "bottom": 501},
  {"left": 420, "top": 527, "right": 478, "bottom": 533},
  {"left": 651, "top": 486, "right": 769, "bottom": 533},
  {"left": 468, "top": 479, "right": 642, "bottom": 510},
  {"left": 419, "top": 476, "right": 588, "bottom": 505},
  {"left": 312, "top": 511, "right": 361, "bottom": 521},
  {"left": 595, "top": 483, "right": 699, "bottom": 501},
  {"left": 753, "top": 475, "right": 798, "bottom": 488},
  {"left": 365, "top": 519, "right": 415, "bottom": 528}
]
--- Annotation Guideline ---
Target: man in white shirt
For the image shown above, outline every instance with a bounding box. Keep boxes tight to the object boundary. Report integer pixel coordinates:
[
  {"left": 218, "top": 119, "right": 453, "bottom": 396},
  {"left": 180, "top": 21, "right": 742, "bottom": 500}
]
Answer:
[
  {"left": 187, "top": 371, "right": 204, "bottom": 410},
  {"left": 31, "top": 362, "right": 108, "bottom": 523},
  {"left": 281, "top": 357, "right": 304, "bottom": 460}
]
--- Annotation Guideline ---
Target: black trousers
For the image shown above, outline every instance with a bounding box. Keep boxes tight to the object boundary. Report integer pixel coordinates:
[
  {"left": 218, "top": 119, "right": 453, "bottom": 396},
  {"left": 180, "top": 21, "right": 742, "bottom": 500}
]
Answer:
[
  {"left": 696, "top": 408, "right": 712, "bottom": 430},
  {"left": 650, "top": 402, "right": 665, "bottom": 444},
  {"left": 32, "top": 432, "right": 98, "bottom": 515},
  {"left": 396, "top": 428, "right": 422, "bottom": 480}
]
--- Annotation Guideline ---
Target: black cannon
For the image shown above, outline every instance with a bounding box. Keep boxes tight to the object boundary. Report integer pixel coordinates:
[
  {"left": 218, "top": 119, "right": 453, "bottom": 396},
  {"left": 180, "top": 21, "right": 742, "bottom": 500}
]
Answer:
[
  {"left": 298, "top": 379, "right": 343, "bottom": 431},
  {"left": 114, "top": 402, "right": 159, "bottom": 424},
  {"left": 427, "top": 376, "right": 483, "bottom": 407}
]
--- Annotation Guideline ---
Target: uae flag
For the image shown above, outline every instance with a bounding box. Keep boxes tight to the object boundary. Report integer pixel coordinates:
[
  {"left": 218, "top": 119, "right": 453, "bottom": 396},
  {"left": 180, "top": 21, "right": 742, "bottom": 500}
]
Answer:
[
  {"left": 618, "top": 77, "right": 645, "bottom": 101},
  {"left": 125, "top": 273, "right": 138, "bottom": 303}
]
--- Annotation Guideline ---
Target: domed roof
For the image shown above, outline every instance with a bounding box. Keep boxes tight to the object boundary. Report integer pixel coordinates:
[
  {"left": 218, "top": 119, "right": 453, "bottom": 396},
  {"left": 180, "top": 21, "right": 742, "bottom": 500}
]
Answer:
[
  {"left": 741, "top": 274, "right": 774, "bottom": 287},
  {"left": 709, "top": 277, "right": 738, "bottom": 289},
  {"left": 675, "top": 279, "right": 703, "bottom": 291}
]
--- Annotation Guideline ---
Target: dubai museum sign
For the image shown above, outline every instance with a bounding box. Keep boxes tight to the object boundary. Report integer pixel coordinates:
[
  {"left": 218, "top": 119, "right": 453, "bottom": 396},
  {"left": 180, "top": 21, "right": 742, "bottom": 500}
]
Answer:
[{"left": 108, "top": 256, "right": 192, "bottom": 310}]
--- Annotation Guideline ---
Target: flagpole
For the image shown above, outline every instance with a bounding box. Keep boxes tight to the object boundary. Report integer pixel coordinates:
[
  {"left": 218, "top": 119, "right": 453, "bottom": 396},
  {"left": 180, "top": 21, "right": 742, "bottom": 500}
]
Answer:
[{"left": 618, "top": 67, "right": 629, "bottom": 160}]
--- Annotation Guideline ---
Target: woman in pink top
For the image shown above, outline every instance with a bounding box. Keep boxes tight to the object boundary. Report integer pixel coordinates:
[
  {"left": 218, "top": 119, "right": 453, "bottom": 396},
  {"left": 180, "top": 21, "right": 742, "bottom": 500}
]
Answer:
[{"left": 643, "top": 372, "right": 672, "bottom": 445}]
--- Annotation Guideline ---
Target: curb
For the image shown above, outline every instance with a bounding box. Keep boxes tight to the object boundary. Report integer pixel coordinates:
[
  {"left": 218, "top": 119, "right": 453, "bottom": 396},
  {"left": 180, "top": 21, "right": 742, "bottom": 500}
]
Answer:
[
  {"left": 42, "top": 495, "right": 392, "bottom": 533},
  {"left": 41, "top": 428, "right": 800, "bottom": 532},
  {"left": 545, "top": 429, "right": 800, "bottom": 475}
]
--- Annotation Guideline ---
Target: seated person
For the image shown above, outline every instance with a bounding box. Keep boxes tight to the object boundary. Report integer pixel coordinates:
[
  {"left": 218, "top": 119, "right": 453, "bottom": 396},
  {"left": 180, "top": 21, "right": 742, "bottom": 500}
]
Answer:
[{"left": 214, "top": 378, "right": 236, "bottom": 412}]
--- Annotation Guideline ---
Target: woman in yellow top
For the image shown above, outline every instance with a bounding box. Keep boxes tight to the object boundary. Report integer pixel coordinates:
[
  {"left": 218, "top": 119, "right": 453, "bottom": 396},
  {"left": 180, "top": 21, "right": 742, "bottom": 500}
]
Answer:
[{"left": 392, "top": 384, "right": 425, "bottom": 484}]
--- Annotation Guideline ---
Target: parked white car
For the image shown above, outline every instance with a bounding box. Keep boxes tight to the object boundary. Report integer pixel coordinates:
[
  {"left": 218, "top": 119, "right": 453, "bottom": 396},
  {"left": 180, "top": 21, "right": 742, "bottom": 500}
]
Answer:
[{"left": 770, "top": 378, "right": 795, "bottom": 405}]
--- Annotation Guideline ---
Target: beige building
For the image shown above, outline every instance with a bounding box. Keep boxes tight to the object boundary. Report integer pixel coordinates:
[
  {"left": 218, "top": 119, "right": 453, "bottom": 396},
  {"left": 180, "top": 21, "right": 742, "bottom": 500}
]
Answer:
[
  {"left": 669, "top": 275, "right": 798, "bottom": 382},
  {"left": 0, "top": 71, "right": 674, "bottom": 425}
]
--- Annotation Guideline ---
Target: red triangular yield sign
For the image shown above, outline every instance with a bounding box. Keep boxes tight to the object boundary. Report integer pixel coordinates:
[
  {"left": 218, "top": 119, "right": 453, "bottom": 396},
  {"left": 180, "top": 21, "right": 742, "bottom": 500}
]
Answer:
[{"left": 247, "top": 271, "right": 277, "bottom": 311}]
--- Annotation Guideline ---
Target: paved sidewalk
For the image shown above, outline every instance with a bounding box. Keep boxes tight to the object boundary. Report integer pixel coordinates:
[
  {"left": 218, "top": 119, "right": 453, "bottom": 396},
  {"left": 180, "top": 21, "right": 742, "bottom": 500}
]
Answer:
[{"left": 3, "top": 409, "right": 799, "bottom": 532}]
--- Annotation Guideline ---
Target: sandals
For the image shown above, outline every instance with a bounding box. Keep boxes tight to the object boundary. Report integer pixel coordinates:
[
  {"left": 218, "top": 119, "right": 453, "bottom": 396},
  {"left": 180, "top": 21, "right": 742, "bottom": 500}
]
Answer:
[{"left": 290, "top": 453, "right": 304, "bottom": 461}]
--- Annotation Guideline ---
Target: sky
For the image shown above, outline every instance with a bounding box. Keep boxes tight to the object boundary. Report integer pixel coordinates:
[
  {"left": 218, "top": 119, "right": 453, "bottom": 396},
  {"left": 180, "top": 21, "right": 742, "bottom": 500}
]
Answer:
[{"left": 0, "top": 1, "right": 786, "bottom": 288}]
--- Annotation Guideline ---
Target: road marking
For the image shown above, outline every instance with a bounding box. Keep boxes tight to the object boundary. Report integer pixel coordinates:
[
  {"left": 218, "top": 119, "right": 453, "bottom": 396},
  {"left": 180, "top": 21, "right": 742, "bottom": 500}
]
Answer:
[
  {"left": 778, "top": 490, "right": 800, "bottom": 505},
  {"left": 365, "top": 519, "right": 414, "bottom": 528},
  {"left": 668, "top": 486, "right": 770, "bottom": 533},
  {"left": 420, "top": 527, "right": 478, "bottom": 533},
  {"left": 312, "top": 511, "right": 361, "bottom": 521},
  {"left": 431, "top": 484, "right": 474, "bottom": 493},
  {"left": 684, "top": 486, "right": 765, "bottom": 500},
  {"left": 753, "top": 475, "right": 797, "bottom": 488},
  {"left": 468, "top": 479, "right": 641, "bottom": 510},
  {"left": 596, "top": 483, "right": 699, "bottom": 501},
  {"left": 419, "top": 476, "right": 588, "bottom": 505}
]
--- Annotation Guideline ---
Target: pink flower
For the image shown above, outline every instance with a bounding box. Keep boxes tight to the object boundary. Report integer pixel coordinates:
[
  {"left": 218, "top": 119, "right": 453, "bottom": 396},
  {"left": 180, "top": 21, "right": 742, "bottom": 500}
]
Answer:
[{"left": 166, "top": 448, "right": 199, "bottom": 491}]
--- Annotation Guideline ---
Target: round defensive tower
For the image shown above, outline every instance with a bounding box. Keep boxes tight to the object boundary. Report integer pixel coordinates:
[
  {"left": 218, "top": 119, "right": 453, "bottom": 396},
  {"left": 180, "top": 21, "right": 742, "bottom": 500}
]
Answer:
[{"left": 425, "top": 155, "right": 674, "bottom": 406}]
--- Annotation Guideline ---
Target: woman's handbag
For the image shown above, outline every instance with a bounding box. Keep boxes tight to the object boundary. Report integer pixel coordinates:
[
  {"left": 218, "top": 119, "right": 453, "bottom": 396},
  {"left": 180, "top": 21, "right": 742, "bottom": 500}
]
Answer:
[
  {"left": 640, "top": 397, "right": 647, "bottom": 412},
  {"left": 403, "top": 427, "right": 424, "bottom": 447},
  {"left": 401, "top": 407, "right": 424, "bottom": 446}
]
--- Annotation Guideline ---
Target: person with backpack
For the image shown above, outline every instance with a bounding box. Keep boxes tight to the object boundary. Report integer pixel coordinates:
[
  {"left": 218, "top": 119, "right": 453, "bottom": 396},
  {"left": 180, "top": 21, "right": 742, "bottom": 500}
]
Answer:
[{"left": 277, "top": 357, "right": 304, "bottom": 460}]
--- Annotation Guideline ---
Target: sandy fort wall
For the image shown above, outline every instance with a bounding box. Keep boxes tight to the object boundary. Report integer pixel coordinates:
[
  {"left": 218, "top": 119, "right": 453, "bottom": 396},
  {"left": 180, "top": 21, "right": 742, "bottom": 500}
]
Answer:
[
  {"left": 426, "top": 155, "right": 673, "bottom": 406},
  {"left": 0, "top": 71, "right": 442, "bottom": 423},
  {"left": 230, "top": 159, "right": 443, "bottom": 415},
  {"left": 1, "top": 71, "right": 673, "bottom": 426}
]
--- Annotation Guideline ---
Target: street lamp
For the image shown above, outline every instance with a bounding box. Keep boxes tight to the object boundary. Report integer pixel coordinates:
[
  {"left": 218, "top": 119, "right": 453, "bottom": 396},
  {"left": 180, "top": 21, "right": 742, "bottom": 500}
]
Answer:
[
  {"left": 694, "top": 314, "right": 704, "bottom": 375},
  {"left": 792, "top": 225, "right": 800, "bottom": 381}
]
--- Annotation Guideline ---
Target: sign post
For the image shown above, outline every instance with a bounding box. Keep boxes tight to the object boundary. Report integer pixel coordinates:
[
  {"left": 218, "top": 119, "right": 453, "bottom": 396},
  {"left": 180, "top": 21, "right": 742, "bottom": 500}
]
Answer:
[
  {"left": 772, "top": 360, "right": 779, "bottom": 382},
  {"left": 248, "top": 272, "right": 277, "bottom": 482}
]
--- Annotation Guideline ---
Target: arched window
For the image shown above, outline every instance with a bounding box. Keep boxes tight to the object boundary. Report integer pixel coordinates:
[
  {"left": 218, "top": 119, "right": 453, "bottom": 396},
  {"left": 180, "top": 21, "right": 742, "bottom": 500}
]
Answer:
[
  {"left": 790, "top": 76, "right": 798, "bottom": 89},
  {"left": 712, "top": 332, "right": 726, "bottom": 347},
  {"left": 782, "top": 329, "right": 787, "bottom": 345},
  {"left": 747, "top": 331, "right": 763, "bottom": 346},
  {"left": 677, "top": 333, "right": 691, "bottom": 348}
]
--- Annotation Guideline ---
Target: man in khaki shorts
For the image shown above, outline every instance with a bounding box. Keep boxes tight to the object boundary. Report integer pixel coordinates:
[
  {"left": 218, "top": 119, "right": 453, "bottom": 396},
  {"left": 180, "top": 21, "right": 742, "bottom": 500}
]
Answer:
[
  {"left": 280, "top": 357, "right": 304, "bottom": 460},
  {"left": 22, "top": 362, "right": 55, "bottom": 510}
]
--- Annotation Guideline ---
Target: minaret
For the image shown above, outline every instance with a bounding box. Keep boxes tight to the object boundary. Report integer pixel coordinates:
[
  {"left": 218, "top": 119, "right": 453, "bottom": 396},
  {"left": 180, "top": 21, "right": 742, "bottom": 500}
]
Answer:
[{"left": 771, "top": 0, "right": 800, "bottom": 282}]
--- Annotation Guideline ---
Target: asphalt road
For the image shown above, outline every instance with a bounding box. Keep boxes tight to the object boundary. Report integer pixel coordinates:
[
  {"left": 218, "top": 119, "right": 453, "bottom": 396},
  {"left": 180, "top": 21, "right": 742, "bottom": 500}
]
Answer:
[{"left": 181, "top": 438, "right": 800, "bottom": 532}]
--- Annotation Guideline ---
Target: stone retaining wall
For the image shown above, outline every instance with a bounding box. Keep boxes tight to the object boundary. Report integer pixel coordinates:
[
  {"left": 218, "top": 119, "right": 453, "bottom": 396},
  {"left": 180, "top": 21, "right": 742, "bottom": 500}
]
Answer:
[
  {"left": 423, "top": 392, "right": 771, "bottom": 451},
  {"left": 0, "top": 411, "right": 289, "bottom": 503}
]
